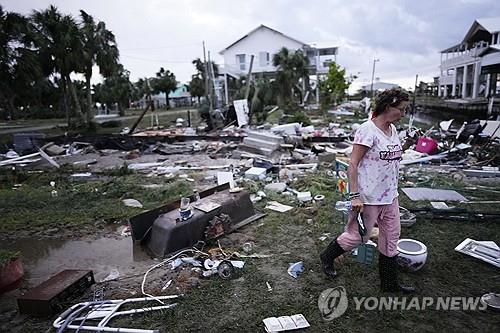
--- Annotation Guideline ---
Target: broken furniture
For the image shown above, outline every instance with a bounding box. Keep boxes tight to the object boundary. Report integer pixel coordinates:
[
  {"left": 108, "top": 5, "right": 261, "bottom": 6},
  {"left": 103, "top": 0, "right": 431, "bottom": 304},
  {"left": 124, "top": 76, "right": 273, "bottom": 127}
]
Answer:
[
  {"left": 147, "top": 189, "right": 258, "bottom": 257},
  {"left": 18, "top": 270, "right": 95, "bottom": 316},
  {"left": 238, "top": 130, "right": 284, "bottom": 157},
  {"left": 129, "top": 184, "right": 264, "bottom": 258},
  {"left": 401, "top": 187, "right": 468, "bottom": 201},
  {"left": 455, "top": 238, "right": 500, "bottom": 268},
  {"left": 53, "top": 295, "right": 179, "bottom": 333}
]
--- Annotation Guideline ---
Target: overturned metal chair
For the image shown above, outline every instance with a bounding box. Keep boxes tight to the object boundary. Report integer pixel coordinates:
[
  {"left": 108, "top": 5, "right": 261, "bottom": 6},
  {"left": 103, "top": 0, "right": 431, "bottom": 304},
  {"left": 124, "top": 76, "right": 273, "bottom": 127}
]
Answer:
[{"left": 53, "top": 295, "right": 179, "bottom": 333}]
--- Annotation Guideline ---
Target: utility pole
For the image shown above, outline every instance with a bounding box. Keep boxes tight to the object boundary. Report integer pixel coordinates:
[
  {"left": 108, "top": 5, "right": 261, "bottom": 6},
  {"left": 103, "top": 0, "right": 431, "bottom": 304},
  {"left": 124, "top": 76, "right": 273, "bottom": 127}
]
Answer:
[
  {"left": 245, "top": 55, "right": 255, "bottom": 125},
  {"left": 370, "top": 58, "right": 380, "bottom": 98},
  {"left": 244, "top": 55, "right": 255, "bottom": 100},
  {"left": 412, "top": 74, "right": 418, "bottom": 115},
  {"left": 208, "top": 51, "right": 216, "bottom": 109},
  {"left": 316, "top": 47, "right": 320, "bottom": 106},
  {"left": 224, "top": 72, "right": 229, "bottom": 107},
  {"left": 203, "top": 41, "right": 215, "bottom": 128}
]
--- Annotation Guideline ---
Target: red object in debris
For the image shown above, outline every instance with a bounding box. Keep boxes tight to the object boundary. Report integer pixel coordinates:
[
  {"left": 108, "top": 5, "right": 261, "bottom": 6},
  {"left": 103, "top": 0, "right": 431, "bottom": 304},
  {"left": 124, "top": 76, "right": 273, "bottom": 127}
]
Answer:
[
  {"left": 415, "top": 137, "right": 438, "bottom": 154},
  {"left": 0, "top": 257, "right": 24, "bottom": 293}
]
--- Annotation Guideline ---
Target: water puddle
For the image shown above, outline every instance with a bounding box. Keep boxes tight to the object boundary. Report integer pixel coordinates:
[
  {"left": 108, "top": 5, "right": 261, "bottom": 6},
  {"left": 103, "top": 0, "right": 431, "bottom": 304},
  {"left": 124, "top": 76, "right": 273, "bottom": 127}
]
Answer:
[{"left": 3, "top": 236, "right": 155, "bottom": 287}]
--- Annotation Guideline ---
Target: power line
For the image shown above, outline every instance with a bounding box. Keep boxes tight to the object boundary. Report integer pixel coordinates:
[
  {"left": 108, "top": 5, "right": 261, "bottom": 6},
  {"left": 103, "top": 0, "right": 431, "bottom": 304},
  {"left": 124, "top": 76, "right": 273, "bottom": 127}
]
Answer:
[
  {"left": 120, "top": 41, "right": 226, "bottom": 51},
  {"left": 120, "top": 42, "right": 201, "bottom": 51},
  {"left": 120, "top": 54, "right": 195, "bottom": 64}
]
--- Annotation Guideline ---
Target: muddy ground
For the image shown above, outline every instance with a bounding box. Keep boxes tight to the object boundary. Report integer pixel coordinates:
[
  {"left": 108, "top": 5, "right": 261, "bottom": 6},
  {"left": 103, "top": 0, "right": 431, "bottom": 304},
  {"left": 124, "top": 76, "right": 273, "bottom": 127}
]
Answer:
[{"left": 0, "top": 163, "right": 499, "bottom": 332}]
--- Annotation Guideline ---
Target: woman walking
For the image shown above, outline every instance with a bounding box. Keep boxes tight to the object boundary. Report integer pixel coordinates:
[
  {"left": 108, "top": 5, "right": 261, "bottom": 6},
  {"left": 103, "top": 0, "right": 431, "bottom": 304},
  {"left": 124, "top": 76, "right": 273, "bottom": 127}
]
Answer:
[{"left": 320, "top": 88, "right": 418, "bottom": 293}]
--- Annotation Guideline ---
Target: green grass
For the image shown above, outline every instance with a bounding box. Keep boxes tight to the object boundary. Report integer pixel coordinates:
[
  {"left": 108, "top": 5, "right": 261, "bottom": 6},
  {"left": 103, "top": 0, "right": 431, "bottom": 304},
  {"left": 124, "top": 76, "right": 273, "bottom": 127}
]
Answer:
[
  {"left": 1, "top": 170, "right": 499, "bottom": 332},
  {"left": 0, "top": 168, "right": 193, "bottom": 238},
  {"left": 81, "top": 171, "right": 499, "bottom": 332}
]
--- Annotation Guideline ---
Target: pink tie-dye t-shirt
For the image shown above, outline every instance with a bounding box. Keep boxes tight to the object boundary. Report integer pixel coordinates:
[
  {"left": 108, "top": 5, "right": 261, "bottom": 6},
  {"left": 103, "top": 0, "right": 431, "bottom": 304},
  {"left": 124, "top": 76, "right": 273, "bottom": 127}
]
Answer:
[{"left": 353, "top": 120, "right": 402, "bottom": 205}]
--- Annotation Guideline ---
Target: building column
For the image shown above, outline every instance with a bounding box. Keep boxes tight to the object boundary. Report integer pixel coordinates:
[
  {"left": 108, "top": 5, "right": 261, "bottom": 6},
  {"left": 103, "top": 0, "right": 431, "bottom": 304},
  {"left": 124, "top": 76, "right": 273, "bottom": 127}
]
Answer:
[
  {"left": 492, "top": 74, "right": 498, "bottom": 95},
  {"left": 438, "top": 84, "right": 442, "bottom": 97},
  {"left": 443, "top": 85, "right": 448, "bottom": 98},
  {"left": 472, "top": 62, "right": 481, "bottom": 98},
  {"left": 452, "top": 67, "right": 457, "bottom": 97},
  {"left": 461, "top": 64, "right": 468, "bottom": 98},
  {"left": 485, "top": 74, "right": 491, "bottom": 98}
]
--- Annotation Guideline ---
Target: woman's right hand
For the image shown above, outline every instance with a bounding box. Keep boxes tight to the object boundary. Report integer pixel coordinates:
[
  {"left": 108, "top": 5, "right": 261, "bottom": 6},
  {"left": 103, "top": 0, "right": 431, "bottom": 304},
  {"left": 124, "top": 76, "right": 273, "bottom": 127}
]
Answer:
[{"left": 351, "top": 197, "right": 363, "bottom": 212}]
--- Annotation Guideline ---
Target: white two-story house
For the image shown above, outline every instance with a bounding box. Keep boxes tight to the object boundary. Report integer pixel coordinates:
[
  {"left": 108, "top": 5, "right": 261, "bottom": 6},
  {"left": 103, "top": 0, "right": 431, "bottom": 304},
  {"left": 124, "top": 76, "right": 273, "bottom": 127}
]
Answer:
[
  {"left": 219, "top": 24, "right": 337, "bottom": 78},
  {"left": 438, "top": 17, "right": 500, "bottom": 99}
]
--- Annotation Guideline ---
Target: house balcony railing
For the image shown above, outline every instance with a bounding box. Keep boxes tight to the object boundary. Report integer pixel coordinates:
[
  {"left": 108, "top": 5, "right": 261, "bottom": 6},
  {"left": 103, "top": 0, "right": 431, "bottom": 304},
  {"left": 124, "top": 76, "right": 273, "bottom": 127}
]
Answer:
[{"left": 440, "top": 44, "right": 489, "bottom": 68}]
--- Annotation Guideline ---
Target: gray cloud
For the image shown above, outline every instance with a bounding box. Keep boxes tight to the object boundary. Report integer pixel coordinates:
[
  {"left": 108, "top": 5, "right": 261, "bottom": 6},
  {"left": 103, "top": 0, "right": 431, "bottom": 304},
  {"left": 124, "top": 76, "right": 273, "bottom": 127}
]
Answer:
[{"left": 2, "top": 0, "right": 500, "bottom": 91}]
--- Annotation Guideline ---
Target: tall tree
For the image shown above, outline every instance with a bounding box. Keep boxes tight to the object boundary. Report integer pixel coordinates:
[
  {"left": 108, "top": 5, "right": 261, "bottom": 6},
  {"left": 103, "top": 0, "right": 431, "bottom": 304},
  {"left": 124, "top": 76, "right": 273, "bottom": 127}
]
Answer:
[
  {"left": 319, "top": 62, "right": 351, "bottom": 106},
  {"left": 31, "top": 5, "right": 85, "bottom": 126},
  {"left": 80, "top": 10, "right": 119, "bottom": 124},
  {"left": 152, "top": 67, "right": 177, "bottom": 108},
  {"left": 191, "top": 57, "right": 219, "bottom": 100},
  {"left": 189, "top": 75, "right": 204, "bottom": 104},
  {"left": 0, "top": 6, "right": 42, "bottom": 119},
  {"left": 272, "top": 47, "right": 309, "bottom": 105},
  {"left": 192, "top": 58, "right": 219, "bottom": 80},
  {"left": 93, "top": 65, "right": 133, "bottom": 115}
]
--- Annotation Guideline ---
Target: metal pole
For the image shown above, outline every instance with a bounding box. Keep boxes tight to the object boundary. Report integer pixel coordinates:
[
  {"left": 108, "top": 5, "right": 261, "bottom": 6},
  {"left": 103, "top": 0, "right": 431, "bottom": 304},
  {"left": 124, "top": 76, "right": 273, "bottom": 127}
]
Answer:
[
  {"left": 370, "top": 59, "right": 379, "bottom": 98},
  {"left": 244, "top": 55, "right": 254, "bottom": 100},
  {"left": 412, "top": 74, "right": 418, "bottom": 115},
  {"left": 224, "top": 71, "right": 229, "bottom": 106},
  {"left": 203, "top": 41, "right": 214, "bottom": 129},
  {"left": 315, "top": 48, "right": 320, "bottom": 105}
]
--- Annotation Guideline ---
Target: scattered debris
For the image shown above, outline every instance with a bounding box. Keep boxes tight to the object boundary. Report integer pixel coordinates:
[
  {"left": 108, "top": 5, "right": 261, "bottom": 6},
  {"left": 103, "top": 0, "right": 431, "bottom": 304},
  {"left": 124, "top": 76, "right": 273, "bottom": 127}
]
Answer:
[
  {"left": 396, "top": 239, "right": 428, "bottom": 272},
  {"left": 402, "top": 187, "right": 468, "bottom": 201},
  {"left": 287, "top": 261, "right": 304, "bottom": 279},
  {"left": 18, "top": 270, "right": 95, "bottom": 316},
  {"left": 263, "top": 314, "right": 310, "bottom": 332},
  {"left": 264, "top": 182, "right": 287, "bottom": 193},
  {"left": 455, "top": 238, "right": 500, "bottom": 268},
  {"left": 481, "top": 293, "right": 500, "bottom": 312},
  {"left": 53, "top": 295, "right": 179, "bottom": 333},
  {"left": 430, "top": 202, "right": 451, "bottom": 210},
  {"left": 265, "top": 201, "right": 293, "bottom": 213},
  {"left": 102, "top": 268, "right": 120, "bottom": 282},
  {"left": 400, "top": 206, "right": 417, "bottom": 227},
  {"left": 122, "top": 198, "right": 143, "bottom": 208},
  {"left": 245, "top": 167, "right": 267, "bottom": 180}
]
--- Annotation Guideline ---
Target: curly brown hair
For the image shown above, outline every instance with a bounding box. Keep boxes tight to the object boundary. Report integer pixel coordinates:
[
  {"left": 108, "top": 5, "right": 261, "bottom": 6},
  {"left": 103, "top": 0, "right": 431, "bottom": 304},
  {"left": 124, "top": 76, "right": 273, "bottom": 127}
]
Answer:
[{"left": 373, "top": 88, "right": 409, "bottom": 117}]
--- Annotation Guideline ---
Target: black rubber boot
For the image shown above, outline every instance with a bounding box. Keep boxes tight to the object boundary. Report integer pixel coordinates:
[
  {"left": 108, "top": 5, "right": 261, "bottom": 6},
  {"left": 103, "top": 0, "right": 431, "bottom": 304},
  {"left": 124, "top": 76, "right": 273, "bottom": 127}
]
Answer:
[
  {"left": 320, "top": 239, "right": 346, "bottom": 279},
  {"left": 379, "top": 253, "right": 415, "bottom": 294}
]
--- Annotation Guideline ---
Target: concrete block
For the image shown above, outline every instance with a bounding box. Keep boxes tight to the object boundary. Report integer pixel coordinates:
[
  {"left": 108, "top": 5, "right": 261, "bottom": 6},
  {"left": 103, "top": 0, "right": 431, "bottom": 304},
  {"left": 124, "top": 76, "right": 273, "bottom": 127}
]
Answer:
[
  {"left": 245, "top": 167, "right": 267, "bottom": 180},
  {"left": 242, "top": 137, "right": 281, "bottom": 151},
  {"left": 246, "top": 131, "right": 284, "bottom": 144},
  {"left": 318, "top": 152, "right": 337, "bottom": 163},
  {"left": 264, "top": 182, "right": 287, "bottom": 193}
]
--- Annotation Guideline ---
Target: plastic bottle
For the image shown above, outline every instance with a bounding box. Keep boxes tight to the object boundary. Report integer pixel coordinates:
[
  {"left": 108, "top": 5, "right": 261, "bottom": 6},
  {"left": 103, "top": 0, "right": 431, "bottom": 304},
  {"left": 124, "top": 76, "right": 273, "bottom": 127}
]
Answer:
[
  {"left": 193, "top": 189, "right": 200, "bottom": 202},
  {"left": 335, "top": 200, "right": 352, "bottom": 211}
]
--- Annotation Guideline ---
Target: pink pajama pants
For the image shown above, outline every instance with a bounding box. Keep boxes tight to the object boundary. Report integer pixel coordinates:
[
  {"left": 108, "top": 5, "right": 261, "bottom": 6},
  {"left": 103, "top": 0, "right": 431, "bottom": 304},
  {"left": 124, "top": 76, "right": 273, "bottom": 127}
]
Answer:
[{"left": 337, "top": 197, "right": 400, "bottom": 257}]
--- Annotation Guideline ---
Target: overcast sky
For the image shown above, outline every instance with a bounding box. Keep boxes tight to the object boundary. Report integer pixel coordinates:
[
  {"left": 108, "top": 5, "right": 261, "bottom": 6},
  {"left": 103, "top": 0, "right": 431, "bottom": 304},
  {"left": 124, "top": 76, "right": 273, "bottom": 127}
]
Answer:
[{"left": 3, "top": 0, "right": 500, "bottom": 92}]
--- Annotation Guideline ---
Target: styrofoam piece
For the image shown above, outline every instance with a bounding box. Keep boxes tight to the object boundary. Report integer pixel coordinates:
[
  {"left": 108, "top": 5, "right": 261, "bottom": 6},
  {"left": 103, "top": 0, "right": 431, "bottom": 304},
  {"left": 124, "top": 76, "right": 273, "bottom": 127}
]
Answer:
[
  {"left": 217, "top": 172, "right": 234, "bottom": 188},
  {"left": 401, "top": 187, "right": 468, "bottom": 201},
  {"left": 271, "top": 123, "right": 300, "bottom": 135},
  {"left": 245, "top": 167, "right": 267, "bottom": 180},
  {"left": 296, "top": 191, "right": 312, "bottom": 202},
  {"left": 455, "top": 238, "right": 500, "bottom": 268}
]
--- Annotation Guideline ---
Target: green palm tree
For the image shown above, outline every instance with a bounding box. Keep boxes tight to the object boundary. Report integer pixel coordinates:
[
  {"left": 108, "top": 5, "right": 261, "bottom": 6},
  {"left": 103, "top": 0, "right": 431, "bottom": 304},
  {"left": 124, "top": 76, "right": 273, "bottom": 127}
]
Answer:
[
  {"left": 80, "top": 10, "right": 119, "bottom": 124},
  {"left": 152, "top": 67, "right": 177, "bottom": 109},
  {"left": 94, "top": 65, "right": 133, "bottom": 115},
  {"left": 272, "top": 47, "right": 309, "bottom": 105},
  {"left": 31, "top": 5, "right": 84, "bottom": 126},
  {"left": 0, "top": 6, "right": 42, "bottom": 119}
]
